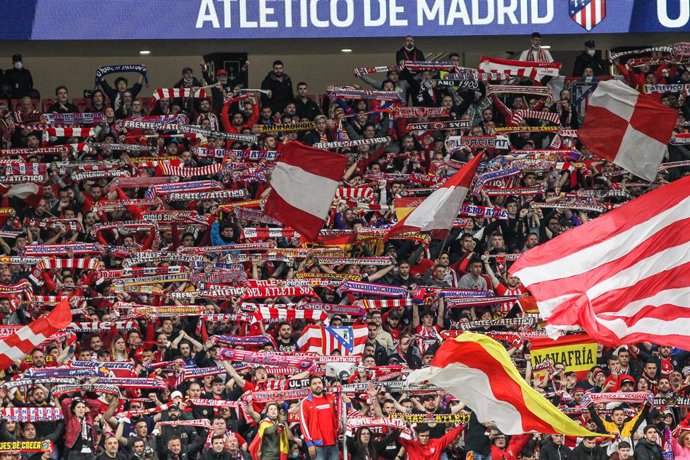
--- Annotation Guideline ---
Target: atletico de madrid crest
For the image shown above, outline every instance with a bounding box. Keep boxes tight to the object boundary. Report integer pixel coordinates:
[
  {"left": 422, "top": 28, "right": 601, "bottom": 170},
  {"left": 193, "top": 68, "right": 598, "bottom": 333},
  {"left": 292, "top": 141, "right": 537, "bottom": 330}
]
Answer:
[{"left": 569, "top": 0, "right": 606, "bottom": 31}]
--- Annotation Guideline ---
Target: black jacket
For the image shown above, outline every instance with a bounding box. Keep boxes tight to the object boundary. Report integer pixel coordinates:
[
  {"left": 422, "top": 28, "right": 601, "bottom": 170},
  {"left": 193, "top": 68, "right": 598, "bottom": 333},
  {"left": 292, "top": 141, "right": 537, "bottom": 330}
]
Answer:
[
  {"left": 294, "top": 97, "right": 321, "bottom": 120},
  {"left": 3, "top": 67, "right": 34, "bottom": 98},
  {"left": 158, "top": 425, "right": 203, "bottom": 457},
  {"left": 464, "top": 412, "right": 491, "bottom": 456},
  {"left": 634, "top": 439, "right": 663, "bottom": 460},
  {"left": 572, "top": 52, "right": 606, "bottom": 77},
  {"left": 99, "top": 80, "right": 142, "bottom": 110},
  {"left": 46, "top": 101, "right": 79, "bottom": 113},
  {"left": 260, "top": 71, "right": 293, "bottom": 112},
  {"left": 540, "top": 440, "right": 571, "bottom": 460},
  {"left": 302, "top": 129, "right": 334, "bottom": 147},
  {"left": 569, "top": 443, "right": 607, "bottom": 460},
  {"left": 395, "top": 47, "right": 425, "bottom": 66},
  {"left": 201, "top": 450, "right": 231, "bottom": 460}
]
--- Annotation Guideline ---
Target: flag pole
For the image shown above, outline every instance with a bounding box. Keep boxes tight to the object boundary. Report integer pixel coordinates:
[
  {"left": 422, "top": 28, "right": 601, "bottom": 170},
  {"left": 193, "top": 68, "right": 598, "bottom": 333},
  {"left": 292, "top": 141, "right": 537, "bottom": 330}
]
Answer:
[{"left": 342, "top": 395, "right": 348, "bottom": 459}]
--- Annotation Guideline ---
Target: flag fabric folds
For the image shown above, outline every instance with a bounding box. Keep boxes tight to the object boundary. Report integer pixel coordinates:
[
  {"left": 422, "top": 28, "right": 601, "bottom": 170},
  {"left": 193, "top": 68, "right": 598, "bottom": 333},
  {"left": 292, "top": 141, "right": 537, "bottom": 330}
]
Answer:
[
  {"left": 406, "top": 332, "right": 603, "bottom": 436},
  {"left": 509, "top": 176, "right": 690, "bottom": 348},
  {"left": 264, "top": 142, "right": 348, "bottom": 241},
  {"left": 387, "top": 153, "right": 483, "bottom": 237},
  {"left": 296, "top": 325, "right": 367, "bottom": 356},
  {"left": 0, "top": 299, "right": 72, "bottom": 370},
  {"left": 577, "top": 79, "right": 677, "bottom": 181}
]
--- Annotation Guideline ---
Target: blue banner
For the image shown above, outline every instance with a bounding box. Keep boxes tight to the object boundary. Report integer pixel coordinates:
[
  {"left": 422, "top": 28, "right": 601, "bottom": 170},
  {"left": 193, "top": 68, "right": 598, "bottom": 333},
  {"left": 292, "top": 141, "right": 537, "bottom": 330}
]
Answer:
[{"left": 0, "top": 0, "right": 688, "bottom": 40}]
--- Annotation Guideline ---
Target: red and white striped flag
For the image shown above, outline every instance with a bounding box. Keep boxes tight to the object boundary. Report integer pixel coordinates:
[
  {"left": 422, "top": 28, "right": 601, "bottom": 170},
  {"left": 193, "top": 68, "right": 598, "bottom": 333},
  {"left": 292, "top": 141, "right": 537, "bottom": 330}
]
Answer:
[
  {"left": 296, "top": 325, "right": 367, "bottom": 356},
  {"left": 387, "top": 152, "right": 483, "bottom": 237},
  {"left": 264, "top": 142, "right": 348, "bottom": 241},
  {"left": 153, "top": 88, "right": 207, "bottom": 100},
  {"left": 509, "top": 176, "right": 690, "bottom": 348},
  {"left": 0, "top": 299, "right": 72, "bottom": 370},
  {"left": 478, "top": 56, "right": 561, "bottom": 80}
]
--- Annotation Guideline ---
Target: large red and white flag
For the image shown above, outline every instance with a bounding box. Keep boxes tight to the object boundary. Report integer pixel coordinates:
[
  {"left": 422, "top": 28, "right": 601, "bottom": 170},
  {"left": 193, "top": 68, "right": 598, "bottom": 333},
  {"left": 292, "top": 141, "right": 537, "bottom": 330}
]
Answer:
[
  {"left": 0, "top": 299, "right": 72, "bottom": 370},
  {"left": 509, "top": 176, "right": 690, "bottom": 348},
  {"left": 578, "top": 79, "right": 677, "bottom": 182},
  {"left": 478, "top": 56, "right": 561, "bottom": 80},
  {"left": 296, "top": 325, "right": 367, "bottom": 356},
  {"left": 407, "top": 332, "right": 603, "bottom": 436},
  {"left": 264, "top": 142, "right": 348, "bottom": 241},
  {"left": 387, "top": 152, "right": 483, "bottom": 237}
]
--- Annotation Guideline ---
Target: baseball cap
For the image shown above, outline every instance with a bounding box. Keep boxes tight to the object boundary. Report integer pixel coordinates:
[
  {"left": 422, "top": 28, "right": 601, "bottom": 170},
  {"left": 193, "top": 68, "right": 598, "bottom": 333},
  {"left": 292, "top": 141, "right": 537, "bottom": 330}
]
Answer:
[
  {"left": 216, "top": 69, "right": 228, "bottom": 76},
  {"left": 585, "top": 40, "right": 596, "bottom": 48},
  {"left": 170, "top": 390, "right": 183, "bottom": 400},
  {"left": 620, "top": 375, "right": 635, "bottom": 386}
]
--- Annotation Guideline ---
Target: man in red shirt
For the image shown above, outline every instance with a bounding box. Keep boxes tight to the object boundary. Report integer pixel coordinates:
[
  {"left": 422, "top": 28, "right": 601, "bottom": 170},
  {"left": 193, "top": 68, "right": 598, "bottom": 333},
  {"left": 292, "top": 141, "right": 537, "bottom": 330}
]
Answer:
[
  {"left": 299, "top": 375, "right": 348, "bottom": 460},
  {"left": 399, "top": 422, "right": 464, "bottom": 460},
  {"left": 482, "top": 254, "right": 529, "bottom": 315}
]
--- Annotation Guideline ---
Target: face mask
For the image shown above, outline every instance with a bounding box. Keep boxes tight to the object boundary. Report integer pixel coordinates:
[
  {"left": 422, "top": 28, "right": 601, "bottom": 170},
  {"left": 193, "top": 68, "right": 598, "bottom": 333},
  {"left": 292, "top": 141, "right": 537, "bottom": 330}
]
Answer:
[
  {"left": 532, "top": 45, "right": 540, "bottom": 50},
  {"left": 13, "top": 62, "right": 22, "bottom": 70},
  {"left": 404, "top": 46, "right": 415, "bottom": 51},
  {"left": 587, "top": 49, "right": 596, "bottom": 57}
]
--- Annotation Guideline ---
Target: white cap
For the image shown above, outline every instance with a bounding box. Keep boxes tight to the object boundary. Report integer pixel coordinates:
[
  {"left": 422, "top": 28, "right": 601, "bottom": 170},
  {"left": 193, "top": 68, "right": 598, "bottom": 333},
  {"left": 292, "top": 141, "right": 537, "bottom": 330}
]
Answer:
[{"left": 170, "top": 391, "right": 183, "bottom": 400}]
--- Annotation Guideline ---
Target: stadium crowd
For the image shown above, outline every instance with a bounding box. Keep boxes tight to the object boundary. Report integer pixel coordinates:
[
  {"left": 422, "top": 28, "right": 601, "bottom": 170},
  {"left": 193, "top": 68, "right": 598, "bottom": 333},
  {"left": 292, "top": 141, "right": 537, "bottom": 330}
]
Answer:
[{"left": 0, "top": 33, "right": 688, "bottom": 460}]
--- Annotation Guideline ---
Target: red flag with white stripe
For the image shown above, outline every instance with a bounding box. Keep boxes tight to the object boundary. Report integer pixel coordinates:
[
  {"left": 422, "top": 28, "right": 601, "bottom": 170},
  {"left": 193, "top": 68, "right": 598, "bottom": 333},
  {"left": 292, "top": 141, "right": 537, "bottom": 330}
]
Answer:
[
  {"left": 578, "top": 80, "right": 677, "bottom": 182},
  {"left": 264, "top": 142, "right": 348, "bottom": 241},
  {"left": 387, "top": 152, "right": 483, "bottom": 237},
  {"left": 509, "top": 176, "right": 690, "bottom": 348},
  {"left": 0, "top": 299, "right": 72, "bottom": 370},
  {"left": 296, "top": 325, "right": 367, "bottom": 356}
]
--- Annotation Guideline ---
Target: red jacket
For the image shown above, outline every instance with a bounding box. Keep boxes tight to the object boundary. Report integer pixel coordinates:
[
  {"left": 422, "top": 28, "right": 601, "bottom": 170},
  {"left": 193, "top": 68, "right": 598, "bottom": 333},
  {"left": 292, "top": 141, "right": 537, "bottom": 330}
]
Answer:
[
  {"left": 491, "top": 434, "right": 532, "bottom": 460},
  {"left": 399, "top": 425, "right": 464, "bottom": 460},
  {"left": 298, "top": 393, "right": 339, "bottom": 448},
  {"left": 61, "top": 397, "right": 103, "bottom": 450}
]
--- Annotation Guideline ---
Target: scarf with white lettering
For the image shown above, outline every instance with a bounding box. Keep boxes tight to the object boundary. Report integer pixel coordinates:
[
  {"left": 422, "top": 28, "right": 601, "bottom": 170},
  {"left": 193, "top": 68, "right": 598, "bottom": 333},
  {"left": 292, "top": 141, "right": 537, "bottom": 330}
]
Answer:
[
  {"left": 218, "top": 348, "right": 316, "bottom": 372},
  {"left": 0, "top": 407, "right": 63, "bottom": 422},
  {"left": 94, "top": 64, "right": 148, "bottom": 88}
]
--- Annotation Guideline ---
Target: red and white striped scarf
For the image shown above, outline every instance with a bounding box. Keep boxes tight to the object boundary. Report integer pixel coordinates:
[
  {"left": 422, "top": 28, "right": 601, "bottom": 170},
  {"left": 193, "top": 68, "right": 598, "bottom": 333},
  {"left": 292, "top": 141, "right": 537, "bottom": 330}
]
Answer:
[
  {"left": 336, "top": 186, "right": 374, "bottom": 201},
  {"left": 43, "top": 127, "right": 95, "bottom": 138},
  {"left": 251, "top": 306, "right": 328, "bottom": 324},
  {"left": 242, "top": 227, "right": 299, "bottom": 239},
  {"left": 153, "top": 88, "right": 207, "bottom": 100},
  {"left": 39, "top": 258, "right": 100, "bottom": 271},
  {"left": 479, "top": 56, "right": 561, "bottom": 80},
  {"left": 362, "top": 298, "right": 413, "bottom": 309},
  {"left": 159, "top": 163, "right": 223, "bottom": 177},
  {"left": 159, "top": 419, "right": 211, "bottom": 428}
]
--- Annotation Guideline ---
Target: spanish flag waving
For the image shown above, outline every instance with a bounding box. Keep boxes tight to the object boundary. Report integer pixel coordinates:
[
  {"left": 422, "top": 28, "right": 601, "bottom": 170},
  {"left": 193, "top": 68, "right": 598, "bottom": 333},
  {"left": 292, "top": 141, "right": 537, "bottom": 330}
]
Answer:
[
  {"left": 407, "top": 332, "right": 605, "bottom": 436},
  {"left": 248, "top": 418, "right": 289, "bottom": 460}
]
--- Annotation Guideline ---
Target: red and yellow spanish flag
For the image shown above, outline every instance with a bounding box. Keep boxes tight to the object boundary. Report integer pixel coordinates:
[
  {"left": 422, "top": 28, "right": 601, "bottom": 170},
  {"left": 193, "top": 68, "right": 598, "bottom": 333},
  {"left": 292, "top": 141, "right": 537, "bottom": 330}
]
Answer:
[{"left": 406, "top": 332, "right": 604, "bottom": 436}]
